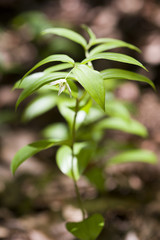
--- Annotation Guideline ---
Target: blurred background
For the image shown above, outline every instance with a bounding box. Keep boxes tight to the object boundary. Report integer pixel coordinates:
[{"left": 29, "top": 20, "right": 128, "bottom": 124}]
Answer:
[{"left": 0, "top": 0, "right": 160, "bottom": 239}]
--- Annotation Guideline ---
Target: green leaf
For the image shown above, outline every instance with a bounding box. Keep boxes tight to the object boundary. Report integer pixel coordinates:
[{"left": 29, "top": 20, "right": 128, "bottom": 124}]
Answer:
[
  {"left": 84, "top": 105, "right": 104, "bottom": 124},
  {"left": 73, "top": 64, "right": 105, "bottom": 110},
  {"left": 104, "top": 79, "right": 125, "bottom": 91},
  {"left": 66, "top": 213, "right": 105, "bottom": 240},
  {"left": 11, "top": 139, "right": 67, "bottom": 175},
  {"left": 90, "top": 39, "right": 141, "bottom": 55},
  {"left": 107, "top": 149, "right": 157, "bottom": 166},
  {"left": 76, "top": 144, "right": 95, "bottom": 174},
  {"left": 56, "top": 145, "right": 80, "bottom": 180},
  {"left": 95, "top": 117, "right": 148, "bottom": 137},
  {"left": 13, "top": 11, "right": 52, "bottom": 36},
  {"left": 44, "top": 63, "right": 73, "bottom": 73},
  {"left": 42, "top": 122, "right": 68, "bottom": 140},
  {"left": 56, "top": 143, "right": 92, "bottom": 180},
  {"left": 105, "top": 99, "right": 131, "bottom": 120},
  {"left": 85, "top": 167, "right": 105, "bottom": 192},
  {"left": 79, "top": 97, "right": 92, "bottom": 113},
  {"left": 57, "top": 99, "right": 74, "bottom": 129},
  {"left": 22, "top": 93, "right": 57, "bottom": 121},
  {"left": 101, "top": 68, "right": 155, "bottom": 90},
  {"left": 81, "top": 24, "right": 96, "bottom": 41},
  {"left": 13, "top": 72, "right": 45, "bottom": 89},
  {"left": 90, "top": 38, "right": 141, "bottom": 52},
  {"left": 16, "top": 72, "right": 70, "bottom": 109},
  {"left": 42, "top": 28, "right": 87, "bottom": 48},
  {"left": 82, "top": 53, "right": 147, "bottom": 71},
  {"left": 20, "top": 54, "right": 74, "bottom": 83}
]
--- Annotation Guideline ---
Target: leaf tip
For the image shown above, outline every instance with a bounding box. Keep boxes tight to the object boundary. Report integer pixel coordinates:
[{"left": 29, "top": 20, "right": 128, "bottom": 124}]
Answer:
[
  {"left": 142, "top": 130, "right": 148, "bottom": 138},
  {"left": 134, "top": 46, "right": 141, "bottom": 54},
  {"left": 152, "top": 83, "right": 157, "bottom": 92},
  {"left": 143, "top": 66, "right": 149, "bottom": 72},
  {"left": 41, "top": 29, "right": 47, "bottom": 35}
]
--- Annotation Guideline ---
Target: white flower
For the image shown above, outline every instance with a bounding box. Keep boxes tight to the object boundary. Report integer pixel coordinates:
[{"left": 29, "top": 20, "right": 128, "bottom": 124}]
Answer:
[{"left": 50, "top": 79, "right": 72, "bottom": 97}]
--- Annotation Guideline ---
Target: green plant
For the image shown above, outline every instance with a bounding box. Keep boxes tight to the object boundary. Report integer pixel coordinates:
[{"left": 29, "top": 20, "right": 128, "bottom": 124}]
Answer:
[{"left": 11, "top": 25, "right": 157, "bottom": 240}]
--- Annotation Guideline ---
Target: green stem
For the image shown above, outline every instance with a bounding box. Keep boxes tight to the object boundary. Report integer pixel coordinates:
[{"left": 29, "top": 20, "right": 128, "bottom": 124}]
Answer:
[
  {"left": 85, "top": 49, "right": 93, "bottom": 68},
  {"left": 71, "top": 98, "right": 86, "bottom": 220},
  {"left": 69, "top": 44, "right": 92, "bottom": 220}
]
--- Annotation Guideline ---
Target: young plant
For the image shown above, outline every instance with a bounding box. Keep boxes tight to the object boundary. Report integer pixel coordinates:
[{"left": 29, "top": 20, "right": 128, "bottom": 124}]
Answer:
[{"left": 11, "top": 25, "right": 156, "bottom": 240}]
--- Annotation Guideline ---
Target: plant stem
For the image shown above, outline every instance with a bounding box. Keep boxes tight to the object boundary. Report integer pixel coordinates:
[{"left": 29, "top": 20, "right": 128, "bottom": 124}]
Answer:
[
  {"left": 70, "top": 44, "right": 92, "bottom": 220},
  {"left": 85, "top": 49, "right": 93, "bottom": 68},
  {"left": 71, "top": 98, "right": 86, "bottom": 220}
]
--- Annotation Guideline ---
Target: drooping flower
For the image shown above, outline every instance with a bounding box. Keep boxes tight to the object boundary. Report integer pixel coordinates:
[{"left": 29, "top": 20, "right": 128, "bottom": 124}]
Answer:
[{"left": 50, "top": 79, "right": 72, "bottom": 97}]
